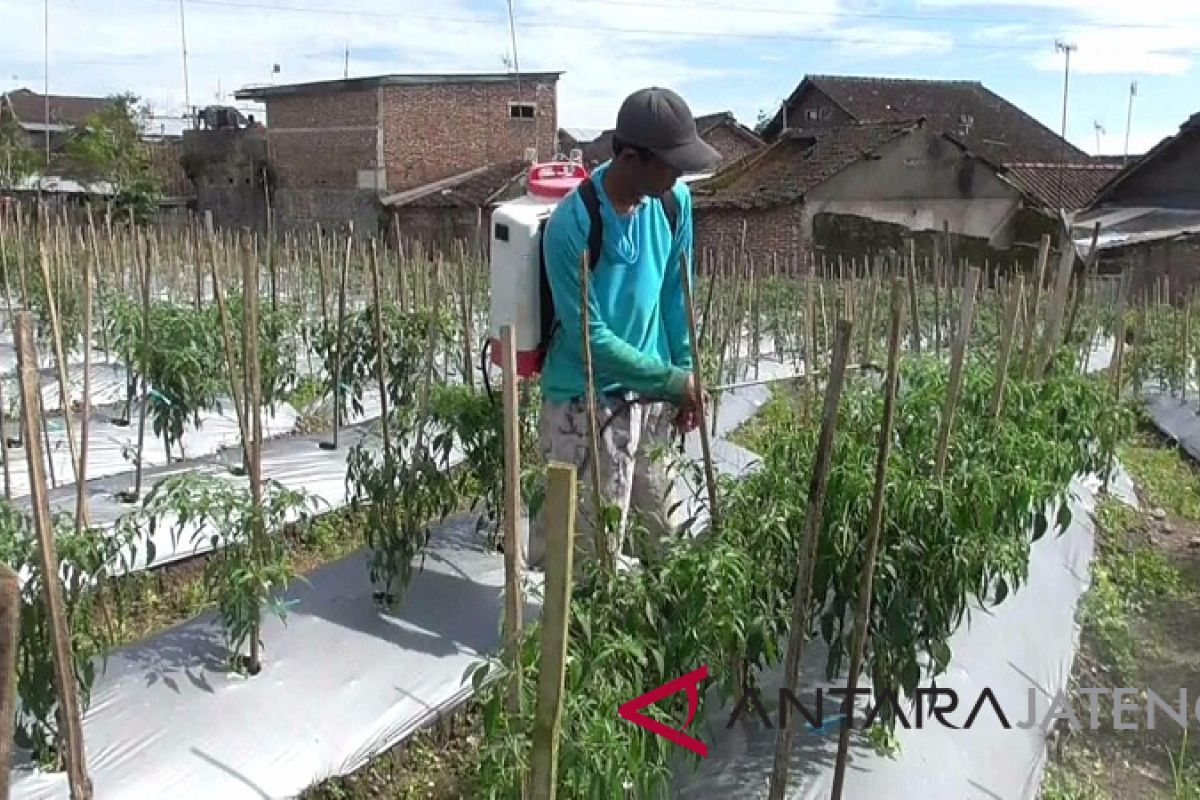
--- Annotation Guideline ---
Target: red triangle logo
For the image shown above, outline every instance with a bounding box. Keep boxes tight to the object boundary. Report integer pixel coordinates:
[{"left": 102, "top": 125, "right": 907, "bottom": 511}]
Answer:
[{"left": 617, "top": 664, "right": 709, "bottom": 757}]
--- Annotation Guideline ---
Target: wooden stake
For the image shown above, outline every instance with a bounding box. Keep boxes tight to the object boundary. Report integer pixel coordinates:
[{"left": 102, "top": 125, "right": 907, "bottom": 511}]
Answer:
[
  {"left": 457, "top": 248, "right": 475, "bottom": 390},
  {"left": 934, "top": 267, "right": 981, "bottom": 481},
  {"left": 15, "top": 313, "right": 92, "bottom": 798},
  {"left": 577, "top": 250, "right": 609, "bottom": 571},
  {"left": 75, "top": 234, "right": 93, "bottom": 531},
  {"left": 243, "top": 235, "right": 265, "bottom": 674},
  {"left": 989, "top": 276, "right": 1024, "bottom": 419},
  {"left": 830, "top": 280, "right": 904, "bottom": 800},
  {"left": 767, "top": 319, "right": 853, "bottom": 800},
  {"left": 126, "top": 233, "right": 153, "bottom": 501},
  {"left": 210, "top": 250, "right": 250, "bottom": 460},
  {"left": 321, "top": 227, "right": 352, "bottom": 451},
  {"left": 37, "top": 240, "right": 80, "bottom": 484},
  {"left": 907, "top": 240, "right": 921, "bottom": 353},
  {"left": 1112, "top": 275, "right": 1129, "bottom": 400},
  {"left": 680, "top": 253, "right": 720, "bottom": 535},
  {"left": 0, "top": 563, "right": 18, "bottom": 799},
  {"left": 1019, "top": 234, "right": 1052, "bottom": 377},
  {"left": 1035, "top": 229, "right": 1078, "bottom": 379},
  {"left": 500, "top": 324, "right": 523, "bottom": 716},
  {"left": 529, "top": 462, "right": 576, "bottom": 800}
]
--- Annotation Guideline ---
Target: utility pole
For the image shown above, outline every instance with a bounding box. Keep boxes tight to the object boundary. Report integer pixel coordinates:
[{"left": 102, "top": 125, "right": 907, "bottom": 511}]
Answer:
[
  {"left": 1094, "top": 120, "right": 1105, "bottom": 154},
  {"left": 1054, "top": 39, "right": 1077, "bottom": 210},
  {"left": 1124, "top": 81, "right": 1137, "bottom": 166},
  {"left": 43, "top": 0, "right": 49, "bottom": 168},
  {"left": 179, "top": 0, "right": 192, "bottom": 130},
  {"left": 343, "top": 43, "right": 349, "bottom": 79},
  {"left": 505, "top": 0, "right": 532, "bottom": 158}
]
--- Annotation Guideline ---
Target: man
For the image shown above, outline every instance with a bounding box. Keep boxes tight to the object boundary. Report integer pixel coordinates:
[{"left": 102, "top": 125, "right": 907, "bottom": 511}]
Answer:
[{"left": 527, "top": 87, "right": 720, "bottom": 573}]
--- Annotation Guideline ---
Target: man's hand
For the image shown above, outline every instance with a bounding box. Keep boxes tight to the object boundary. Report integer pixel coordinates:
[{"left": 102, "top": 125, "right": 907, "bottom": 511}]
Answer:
[{"left": 673, "top": 372, "right": 702, "bottom": 433}]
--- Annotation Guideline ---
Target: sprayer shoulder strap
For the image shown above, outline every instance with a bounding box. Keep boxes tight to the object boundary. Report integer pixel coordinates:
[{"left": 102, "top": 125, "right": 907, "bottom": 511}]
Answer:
[{"left": 576, "top": 178, "right": 681, "bottom": 272}]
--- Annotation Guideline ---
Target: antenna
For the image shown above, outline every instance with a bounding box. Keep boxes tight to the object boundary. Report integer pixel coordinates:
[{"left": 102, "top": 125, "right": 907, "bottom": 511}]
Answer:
[
  {"left": 1124, "top": 81, "right": 1137, "bottom": 166},
  {"left": 505, "top": 0, "right": 536, "bottom": 158},
  {"left": 1054, "top": 39, "right": 1077, "bottom": 209},
  {"left": 180, "top": 0, "right": 192, "bottom": 129},
  {"left": 1093, "top": 120, "right": 1105, "bottom": 154},
  {"left": 344, "top": 43, "right": 349, "bottom": 79}
]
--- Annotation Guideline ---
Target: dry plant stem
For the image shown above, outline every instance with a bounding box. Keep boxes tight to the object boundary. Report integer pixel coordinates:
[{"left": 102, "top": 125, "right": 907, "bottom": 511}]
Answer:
[
  {"left": 328, "top": 228, "right": 352, "bottom": 448},
  {"left": 680, "top": 253, "right": 720, "bottom": 535},
  {"left": 500, "top": 325, "right": 523, "bottom": 717},
  {"left": 0, "top": 563, "right": 19, "bottom": 798},
  {"left": 456, "top": 247, "right": 475, "bottom": 390},
  {"left": 37, "top": 240, "right": 80, "bottom": 484},
  {"left": 934, "top": 267, "right": 981, "bottom": 481},
  {"left": 1019, "top": 235, "right": 1052, "bottom": 377},
  {"left": 830, "top": 280, "right": 904, "bottom": 800},
  {"left": 989, "top": 276, "right": 1025, "bottom": 419},
  {"left": 698, "top": 249, "right": 719, "bottom": 348},
  {"left": 316, "top": 228, "right": 330, "bottom": 328},
  {"left": 767, "top": 319, "right": 853, "bottom": 800},
  {"left": 577, "top": 249, "right": 609, "bottom": 571},
  {"left": 529, "top": 462, "right": 577, "bottom": 800},
  {"left": 14, "top": 313, "right": 93, "bottom": 799}
]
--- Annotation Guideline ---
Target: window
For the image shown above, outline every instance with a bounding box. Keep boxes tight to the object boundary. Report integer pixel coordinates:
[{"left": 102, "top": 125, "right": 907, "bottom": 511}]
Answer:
[
  {"left": 509, "top": 102, "right": 536, "bottom": 120},
  {"left": 804, "top": 108, "right": 820, "bottom": 122},
  {"left": 804, "top": 106, "right": 832, "bottom": 123}
]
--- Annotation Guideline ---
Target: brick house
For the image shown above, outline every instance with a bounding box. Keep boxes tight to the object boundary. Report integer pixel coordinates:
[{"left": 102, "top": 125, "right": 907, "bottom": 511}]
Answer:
[
  {"left": 575, "top": 111, "right": 762, "bottom": 171},
  {"left": 0, "top": 88, "right": 112, "bottom": 158},
  {"left": 1073, "top": 111, "right": 1200, "bottom": 298},
  {"left": 234, "top": 72, "right": 561, "bottom": 234},
  {"left": 692, "top": 118, "right": 1074, "bottom": 268}
]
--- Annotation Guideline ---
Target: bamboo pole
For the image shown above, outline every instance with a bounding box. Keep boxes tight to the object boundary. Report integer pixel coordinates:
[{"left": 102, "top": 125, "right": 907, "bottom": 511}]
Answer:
[
  {"left": 15, "top": 313, "right": 92, "bottom": 798},
  {"left": 767, "top": 319, "right": 853, "bottom": 800},
  {"left": 321, "top": 227, "right": 352, "bottom": 451},
  {"left": 500, "top": 324, "right": 523, "bottom": 716},
  {"left": 529, "top": 462, "right": 576, "bottom": 800},
  {"left": 907, "top": 240, "right": 921, "bottom": 353},
  {"left": 830, "top": 280, "right": 904, "bottom": 800},
  {"left": 37, "top": 241, "right": 80, "bottom": 484},
  {"left": 368, "top": 243, "right": 391, "bottom": 456},
  {"left": 75, "top": 234, "right": 93, "bottom": 531},
  {"left": 1019, "top": 234, "right": 1052, "bottom": 377},
  {"left": 990, "top": 276, "right": 1025, "bottom": 419},
  {"left": 934, "top": 267, "right": 981, "bottom": 481},
  {"left": 210, "top": 250, "right": 250, "bottom": 465},
  {"left": 578, "top": 250, "right": 609, "bottom": 571},
  {"left": 244, "top": 235, "right": 265, "bottom": 674},
  {"left": 1035, "top": 229, "right": 1079, "bottom": 380},
  {"left": 1111, "top": 275, "right": 1129, "bottom": 400},
  {"left": 0, "top": 563, "right": 18, "bottom": 799},
  {"left": 681, "top": 253, "right": 720, "bottom": 535},
  {"left": 457, "top": 246, "right": 475, "bottom": 390},
  {"left": 121, "top": 233, "right": 153, "bottom": 502}
]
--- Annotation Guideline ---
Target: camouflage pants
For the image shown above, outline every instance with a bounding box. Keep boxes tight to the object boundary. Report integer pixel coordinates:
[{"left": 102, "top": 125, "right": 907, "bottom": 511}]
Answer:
[{"left": 527, "top": 394, "right": 685, "bottom": 573}]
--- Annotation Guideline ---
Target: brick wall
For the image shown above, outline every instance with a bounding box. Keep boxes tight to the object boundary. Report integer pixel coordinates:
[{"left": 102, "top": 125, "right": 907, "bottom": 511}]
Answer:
[
  {"left": 381, "top": 79, "right": 557, "bottom": 191},
  {"left": 1103, "top": 234, "right": 1200, "bottom": 302},
  {"left": 703, "top": 125, "right": 761, "bottom": 167},
  {"left": 694, "top": 204, "right": 808, "bottom": 273},
  {"left": 265, "top": 89, "right": 376, "bottom": 128},
  {"left": 275, "top": 188, "right": 385, "bottom": 238},
  {"left": 181, "top": 128, "right": 269, "bottom": 232},
  {"left": 393, "top": 206, "right": 488, "bottom": 255},
  {"left": 262, "top": 89, "right": 380, "bottom": 193}
]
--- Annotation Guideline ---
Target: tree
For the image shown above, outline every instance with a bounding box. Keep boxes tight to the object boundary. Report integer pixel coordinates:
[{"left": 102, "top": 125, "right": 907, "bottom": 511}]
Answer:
[
  {"left": 0, "top": 107, "right": 37, "bottom": 189},
  {"left": 64, "top": 93, "right": 162, "bottom": 220},
  {"left": 754, "top": 107, "right": 775, "bottom": 137}
]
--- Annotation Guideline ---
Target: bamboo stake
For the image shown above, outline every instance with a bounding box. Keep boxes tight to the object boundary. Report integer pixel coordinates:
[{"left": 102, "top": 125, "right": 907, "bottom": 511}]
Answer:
[
  {"left": 578, "top": 250, "right": 609, "bottom": 571},
  {"left": 457, "top": 246, "right": 475, "bottom": 390},
  {"left": 122, "top": 232, "right": 153, "bottom": 502},
  {"left": 368, "top": 243, "right": 391, "bottom": 456},
  {"left": 907, "top": 240, "right": 921, "bottom": 353},
  {"left": 316, "top": 228, "right": 330, "bottom": 329},
  {"left": 990, "top": 276, "right": 1025, "bottom": 419},
  {"left": 529, "top": 462, "right": 576, "bottom": 800},
  {"left": 1019, "top": 234, "right": 1052, "bottom": 377},
  {"left": 75, "top": 234, "right": 93, "bottom": 531},
  {"left": 1112, "top": 276, "right": 1128, "bottom": 400},
  {"left": 934, "top": 267, "right": 981, "bottom": 481},
  {"left": 830, "top": 280, "right": 904, "bottom": 800},
  {"left": 500, "top": 324, "right": 523, "bottom": 716},
  {"left": 861, "top": 272, "right": 879, "bottom": 364},
  {"left": 210, "top": 250, "right": 250, "bottom": 465},
  {"left": 0, "top": 563, "right": 18, "bottom": 799},
  {"left": 321, "top": 227, "right": 352, "bottom": 451},
  {"left": 15, "top": 313, "right": 93, "bottom": 798},
  {"left": 244, "top": 235, "right": 265, "bottom": 674},
  {"left": 681, "top": 253, "right": 720, "bottom": 534},
  {"left": 1035, "top": 230, "right": 1078, "bottom": 379},
  {"left": 37, "top": 241, "right": 80, "bottom": 484},
  {"left": 767, "top": 319, "right": 852, "bottom": 800}
]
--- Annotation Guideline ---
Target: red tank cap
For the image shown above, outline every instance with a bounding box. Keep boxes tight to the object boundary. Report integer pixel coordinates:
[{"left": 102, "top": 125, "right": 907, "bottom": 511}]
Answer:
[{"left": 527, "top": 161, "right": 589, "bottom": 199}]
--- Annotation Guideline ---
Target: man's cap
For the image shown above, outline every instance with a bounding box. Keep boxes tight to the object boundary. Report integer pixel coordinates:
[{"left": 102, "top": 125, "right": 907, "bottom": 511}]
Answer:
[{"left": 614, "top": 87, "right": 721, "bottom": 173}]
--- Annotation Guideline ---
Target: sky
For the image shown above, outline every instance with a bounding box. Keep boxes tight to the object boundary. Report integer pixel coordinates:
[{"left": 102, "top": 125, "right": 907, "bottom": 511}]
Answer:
[{"left": 0, "top": 0, "right": 1197, "bottom": 157}]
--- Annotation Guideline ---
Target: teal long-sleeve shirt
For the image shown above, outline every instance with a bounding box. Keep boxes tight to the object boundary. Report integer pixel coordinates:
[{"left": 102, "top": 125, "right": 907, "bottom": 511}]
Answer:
[{"left": 539, "top": 162, "right": 696, "bottom": 404}]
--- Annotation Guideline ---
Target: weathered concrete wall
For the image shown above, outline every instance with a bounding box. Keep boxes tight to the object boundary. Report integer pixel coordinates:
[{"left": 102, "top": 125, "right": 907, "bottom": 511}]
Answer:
[
  {"left": 392, "top": 206, "right": 488, "bottom": 256},
  {"left": 181, "top": 128, "right": 269, "bottom": 232},
  {"left": 1101, "top": 233, "right": 1200, "bottom": 301}
]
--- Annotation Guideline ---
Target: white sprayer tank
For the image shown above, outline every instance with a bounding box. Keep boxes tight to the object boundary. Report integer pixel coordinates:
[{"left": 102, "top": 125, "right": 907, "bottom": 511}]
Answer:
[{"left": 488, "top": 160, "right": 589, "bottom": 377}]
